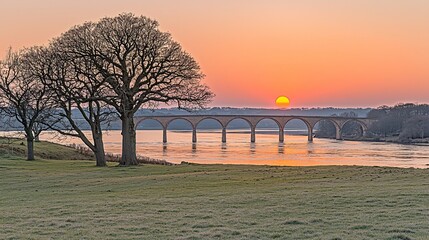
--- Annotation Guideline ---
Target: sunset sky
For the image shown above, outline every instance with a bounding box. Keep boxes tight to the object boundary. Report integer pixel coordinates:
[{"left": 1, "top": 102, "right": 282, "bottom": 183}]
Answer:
[{"left": 1, "top": 0, "right": 429, "bottom": 108}]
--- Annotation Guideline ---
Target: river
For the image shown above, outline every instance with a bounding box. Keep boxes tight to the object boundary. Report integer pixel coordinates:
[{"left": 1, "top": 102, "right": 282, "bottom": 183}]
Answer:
[{"left": 33, "top": 129, "right": 429, "bottom": 168}]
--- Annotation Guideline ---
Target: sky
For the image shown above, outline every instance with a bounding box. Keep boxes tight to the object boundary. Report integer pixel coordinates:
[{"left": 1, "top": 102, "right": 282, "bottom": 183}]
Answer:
[{"left": 1, "top": 0, "right": 429, "bottom": 108}]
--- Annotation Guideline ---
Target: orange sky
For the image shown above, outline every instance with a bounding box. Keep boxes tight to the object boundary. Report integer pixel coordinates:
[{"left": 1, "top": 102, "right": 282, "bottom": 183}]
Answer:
[{"left": 1, "top": 0, "right": 429, "bottom": 108}]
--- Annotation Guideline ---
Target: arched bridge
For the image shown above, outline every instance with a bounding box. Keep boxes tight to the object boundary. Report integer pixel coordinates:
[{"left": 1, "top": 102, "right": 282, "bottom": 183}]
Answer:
[{"left": 134, "top": 115, "right": 376, "bottom": 143}]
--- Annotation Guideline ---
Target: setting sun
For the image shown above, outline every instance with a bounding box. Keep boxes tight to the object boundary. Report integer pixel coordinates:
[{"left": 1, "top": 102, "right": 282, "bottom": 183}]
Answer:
[{"left": 275, "top": 96, "right": 290, "bottom": 108}]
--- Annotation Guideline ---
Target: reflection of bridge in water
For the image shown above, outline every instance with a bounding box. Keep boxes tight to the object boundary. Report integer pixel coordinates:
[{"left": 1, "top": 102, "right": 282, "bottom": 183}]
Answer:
[{"left": 134, "top": 115, "right": 376, "bottom": 143}]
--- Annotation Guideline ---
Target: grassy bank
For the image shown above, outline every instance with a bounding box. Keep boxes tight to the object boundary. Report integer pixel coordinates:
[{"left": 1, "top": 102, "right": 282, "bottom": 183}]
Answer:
[
  {"left": 1, "top": 157, "right": 428, "bottom": 239},
  {"left": 0, "top": 137, "right": 171, "bottom": 165},
  {"left": 0, "top": 137, "right": 94, "bottom": 160}
]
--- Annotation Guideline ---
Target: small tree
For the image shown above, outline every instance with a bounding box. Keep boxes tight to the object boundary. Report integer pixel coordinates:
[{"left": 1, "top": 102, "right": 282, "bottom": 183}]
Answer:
[
  {"left": 0, "top": 48, "right": 52, "bottom": 160},
  {"left": 55, "top": 13, "right": 214, "bottom": 165},
  {"left": 31, "top": 46, "right": 114, "bottom": 167}
]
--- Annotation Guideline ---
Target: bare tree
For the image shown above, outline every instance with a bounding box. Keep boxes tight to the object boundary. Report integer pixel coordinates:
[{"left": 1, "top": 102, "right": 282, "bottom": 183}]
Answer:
[
  {"left": 31, "top": 46, "right": 115, "bottom": 167},
  {"left": 54, "top": 13, "right": 214, "bottom": 165},
  {"left": 399, "top": 116, "right": 429, "bottom": 141},
  {"left": 0, "top": 48, "right": 52, "bottom": 160}
]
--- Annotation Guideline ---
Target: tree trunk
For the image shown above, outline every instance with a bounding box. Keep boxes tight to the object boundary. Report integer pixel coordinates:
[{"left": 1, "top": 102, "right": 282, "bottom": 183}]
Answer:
[
  {"left": 27, "top": 138, "right": 35, "bottom": 161},
  {"left": 121, "top": 114, "right": 138, "bottom": 166},
  {"left": 93, "top": 133, "right": 107, "bottom": 167}
]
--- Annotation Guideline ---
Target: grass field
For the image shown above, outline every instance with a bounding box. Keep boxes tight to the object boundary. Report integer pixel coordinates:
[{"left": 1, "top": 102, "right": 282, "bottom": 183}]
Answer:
[
  {"left": 0, "top": 140, "right": 428, "bottom": 239},
  {"left": 1, "top": 159, "right": 428, "bottom": 239}
]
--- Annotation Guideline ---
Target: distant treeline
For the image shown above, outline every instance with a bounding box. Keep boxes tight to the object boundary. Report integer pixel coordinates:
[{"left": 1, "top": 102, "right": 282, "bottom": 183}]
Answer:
[{"left": 368, "top": 103, "right": 429, "bottom": 142}]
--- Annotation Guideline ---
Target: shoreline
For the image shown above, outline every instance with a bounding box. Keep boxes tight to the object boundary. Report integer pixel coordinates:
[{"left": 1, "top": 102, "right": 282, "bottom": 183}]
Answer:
[{"left": 322, "top": 136, "right": 429, "bottom": 146}]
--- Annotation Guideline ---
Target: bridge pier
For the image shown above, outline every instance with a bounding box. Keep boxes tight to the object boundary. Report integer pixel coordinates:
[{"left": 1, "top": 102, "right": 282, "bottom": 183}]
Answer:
[
  {"left": 308, "top": 127, "right": 313, "bottom": 142},
  {"left": 251, "top": 126, "right": 256, "bottom": 143},
  {"left": 192, "top": 128, "right": 197, "bottom": 143},
  {"left": 222, "top": 127, "right": 226, "bottom": 143},
  {"left": 163, "top": 128, "right": 167, "bottom": 143},
  {"left": 279, "top": 128, "right": 284, "bottom": 143},
  {"left": 335, "top": 128, "right": 341, "bottom": 140}
]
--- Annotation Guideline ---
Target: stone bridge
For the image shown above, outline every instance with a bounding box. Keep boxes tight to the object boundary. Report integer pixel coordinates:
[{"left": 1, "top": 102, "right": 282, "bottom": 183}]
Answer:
[{"left": 134, "top": 115, "right": 376, "bottom": 143}]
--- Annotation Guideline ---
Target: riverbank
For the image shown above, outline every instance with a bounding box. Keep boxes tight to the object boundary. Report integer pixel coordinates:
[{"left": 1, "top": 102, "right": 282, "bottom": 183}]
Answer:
[
  {"left": 356, "top": 137, "right": 429, "bottom": 146},
  {"left": 0, "top": 137, "right": 173, "bottom": 165},
  {"left": 315, "top": 134, "right": 429, "bottom": 146},
  {"left": 0, "top": 137, "right": 94, "bottom": 161},
  {"left": 1, "top": 157, "right": 428, "bottom": 239},
  {"left": 375, "top": 136, "right": 429, "bottom": 145}
]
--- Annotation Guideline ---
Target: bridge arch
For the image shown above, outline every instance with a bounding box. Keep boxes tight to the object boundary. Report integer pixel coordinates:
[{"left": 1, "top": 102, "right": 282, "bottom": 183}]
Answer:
[
  {"left": 285, "top": 117, "right": 312, "bottom": 130},
  {"left": 225, "top": 117, "right": 253, "bottom": 129},
  {"left": 165, "top": 118, "right": 196, "bottom": 143},
  {"left": 134, "top": 117, "right": 166, "bottom": 141},
  {"left": 166, "top": 117, "right": 196, "bottom": 129},
  {"left": 340, "top": 119, "right": 368, "bottom": 139},
  {"left": 313, "top": 118, "right": 341, "bottom": 140},
  {"left": 284, "top": 117, "right": 312, "bottom": 142},
  {"left": 255, "top": 117, "right": 282, "bottom": 130},
  {"left": 194, "top": 117, "right": 224, "bottom": 143},
  {"left": 225, "top": 117, "right": 254, "bottom": 142},
  {"left": 341, "top": 119, "right": 368, "bottom": 132},
  {"left": 195, "top": 117, "right": 225, "bottom": 129},
  {"left": 255, "top": 118, "right": 282, "bottom": 142},
  {"left": 135, "top": 117, "right": 166, "bottom": 130}
]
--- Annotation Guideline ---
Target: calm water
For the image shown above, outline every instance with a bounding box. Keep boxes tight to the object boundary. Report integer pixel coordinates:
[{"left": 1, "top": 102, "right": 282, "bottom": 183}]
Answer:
[{"left": 35, "top": 129, "right": 429, "bottom": 168}]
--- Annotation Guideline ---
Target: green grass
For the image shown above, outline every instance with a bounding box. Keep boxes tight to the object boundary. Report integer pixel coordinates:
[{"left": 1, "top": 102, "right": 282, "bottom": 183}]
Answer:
[{"left": 1, "top": 157, "right": 428, "bottom": 240}]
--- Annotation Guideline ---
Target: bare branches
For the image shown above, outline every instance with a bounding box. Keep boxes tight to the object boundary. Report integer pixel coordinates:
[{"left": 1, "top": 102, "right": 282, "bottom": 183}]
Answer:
[
  {"left": 54, "top": 13, "right": 213, "bottom": 115},
  {"left": 1, "top": 13, "right": 215, "bottom": 166},
  {"left": 50, "top": 13, "right": 214, "bottom": 165},
  {"left": 0, "top": 48, "right": 54, "bottom": 160},
  {"left": 40, "top": 45, "right": 116, "bottom": 167}
]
